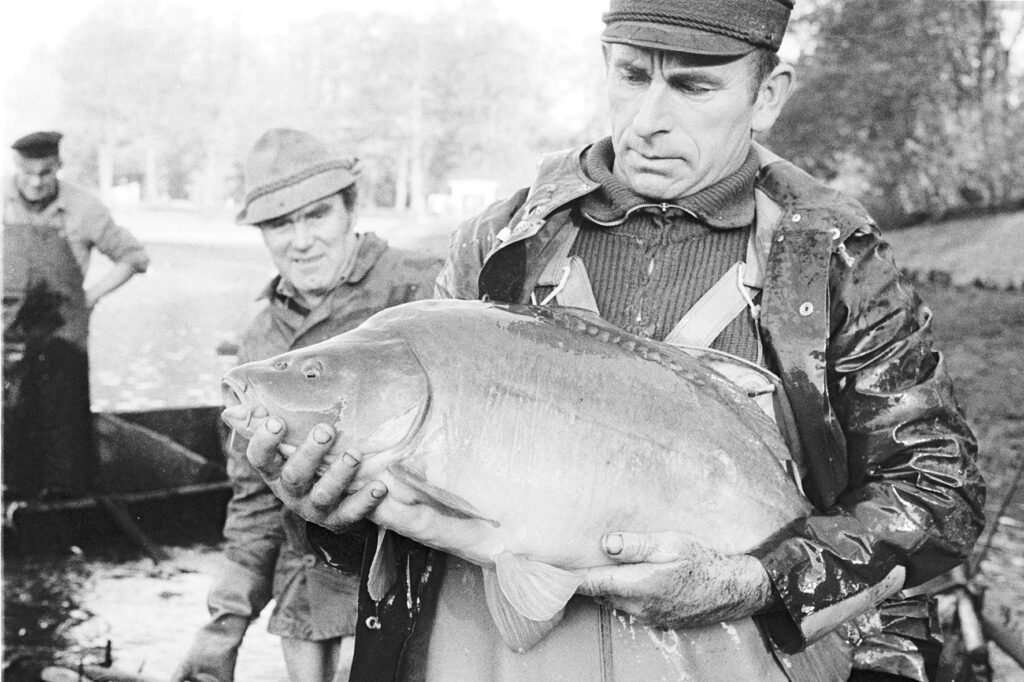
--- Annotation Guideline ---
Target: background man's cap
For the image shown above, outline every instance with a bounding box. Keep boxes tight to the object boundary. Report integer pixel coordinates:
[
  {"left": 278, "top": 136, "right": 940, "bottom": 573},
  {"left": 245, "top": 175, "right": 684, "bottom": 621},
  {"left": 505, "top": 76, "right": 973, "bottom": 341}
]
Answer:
[
  {"left": 237, "top": 128, "right": 359, "bottom": 225},
  {"left": 602, "top": 0, "right": 794, "bottom": 56},
  {"left": 11, "top": 131, "right": 63, "bottom": 159}
]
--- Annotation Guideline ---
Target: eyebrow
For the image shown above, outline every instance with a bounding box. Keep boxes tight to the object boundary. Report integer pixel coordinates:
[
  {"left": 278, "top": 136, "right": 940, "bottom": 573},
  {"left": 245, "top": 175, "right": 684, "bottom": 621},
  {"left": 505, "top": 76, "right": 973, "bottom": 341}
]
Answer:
[
  {"left": 262, "top": 200, "right": 333, "bottom": 228},
  {"left": 303, "top": 201, "right": 333, "bottom": 218},
  {"left": 611, "top": 53, "right": 649, "bottom": 71},
  {"left": 663, "top": 68, "right": 728, "bottom": 90},
  {"left": 611, "top": 51, "right": 730, "bottom": 91}
]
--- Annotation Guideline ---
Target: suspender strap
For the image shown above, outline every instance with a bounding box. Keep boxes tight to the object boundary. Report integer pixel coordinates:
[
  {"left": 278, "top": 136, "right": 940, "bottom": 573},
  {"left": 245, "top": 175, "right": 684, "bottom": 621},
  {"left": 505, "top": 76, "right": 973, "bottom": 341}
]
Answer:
[
  {"left": 663, "top": 261, "right": 753, "bottom": 348},
  {"left": 540, "top": 256, "right": 599, "bottom": 312},
  {"left": 536, "top": 222, "right": 579, "bottom": 287},
  {"left": 535, "top": 222, "right": 600, "bottom": 313}
]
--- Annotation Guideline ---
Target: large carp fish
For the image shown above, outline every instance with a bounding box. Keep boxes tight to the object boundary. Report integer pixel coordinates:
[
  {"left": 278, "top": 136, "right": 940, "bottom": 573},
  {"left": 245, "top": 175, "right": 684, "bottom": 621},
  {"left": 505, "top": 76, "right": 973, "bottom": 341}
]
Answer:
[{"left": 220, "top": 299, "right": 817, "bottom": 660}]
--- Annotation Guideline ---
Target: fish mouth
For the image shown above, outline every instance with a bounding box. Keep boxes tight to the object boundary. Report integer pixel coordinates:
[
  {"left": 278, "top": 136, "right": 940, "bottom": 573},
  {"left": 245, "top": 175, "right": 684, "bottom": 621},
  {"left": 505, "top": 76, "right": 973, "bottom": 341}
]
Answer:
[{"left": 220, "top": 377, "right": 267, "bottom": 437}]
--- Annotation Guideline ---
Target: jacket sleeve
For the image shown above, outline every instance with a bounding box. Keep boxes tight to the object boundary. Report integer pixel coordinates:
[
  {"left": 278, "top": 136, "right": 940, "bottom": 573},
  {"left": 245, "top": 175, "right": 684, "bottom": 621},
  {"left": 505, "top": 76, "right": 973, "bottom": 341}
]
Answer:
[
  {"left": 205, "top": 436, "right": 283, "bottom": 624},
  {"left": 87, "top": 204, "right": 151, "bottom": 274},
  {"left": 756, "top": 227, "right": 986, "bottom": 650},
  {"left": 434, "top": 188, "right": 529, "bottom": 300}
]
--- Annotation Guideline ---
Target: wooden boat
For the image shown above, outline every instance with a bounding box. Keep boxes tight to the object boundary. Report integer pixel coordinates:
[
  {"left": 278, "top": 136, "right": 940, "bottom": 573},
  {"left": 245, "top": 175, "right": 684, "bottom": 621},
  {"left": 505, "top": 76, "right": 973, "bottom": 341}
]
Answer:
[{"left": 3, "top": 405, "right": 232, "bottom": 554}]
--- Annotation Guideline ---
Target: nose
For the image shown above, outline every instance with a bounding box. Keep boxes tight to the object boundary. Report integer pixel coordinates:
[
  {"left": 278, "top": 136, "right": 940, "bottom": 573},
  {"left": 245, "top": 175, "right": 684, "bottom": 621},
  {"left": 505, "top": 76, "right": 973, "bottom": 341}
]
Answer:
[
  {"left": 291, "top": 220, "right": 313, "bottom": 249},
  {"left": 631, "top": 83, "right": 673, "bottom": 139}
]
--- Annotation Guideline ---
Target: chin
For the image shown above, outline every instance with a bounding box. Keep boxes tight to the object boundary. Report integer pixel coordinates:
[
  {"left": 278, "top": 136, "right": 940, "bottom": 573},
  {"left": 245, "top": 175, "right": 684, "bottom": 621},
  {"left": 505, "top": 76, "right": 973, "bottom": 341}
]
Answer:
[{"left": 630, "top": 179, "right": 687, "bottom": 202}]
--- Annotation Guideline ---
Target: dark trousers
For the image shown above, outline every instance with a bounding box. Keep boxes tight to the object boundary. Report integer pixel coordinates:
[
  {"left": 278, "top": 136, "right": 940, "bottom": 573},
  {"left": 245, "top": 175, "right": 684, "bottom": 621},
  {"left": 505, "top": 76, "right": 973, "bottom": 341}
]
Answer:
[{"left": 3, "top": 336, "right": 97, "bottom": 499}]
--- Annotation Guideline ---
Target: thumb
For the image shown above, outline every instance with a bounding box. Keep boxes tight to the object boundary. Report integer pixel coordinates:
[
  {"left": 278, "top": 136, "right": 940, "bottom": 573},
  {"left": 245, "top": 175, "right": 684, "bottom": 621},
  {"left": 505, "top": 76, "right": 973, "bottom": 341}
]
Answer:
[{"left": 601, "top": 531, "right": 698, "bottom": 564}]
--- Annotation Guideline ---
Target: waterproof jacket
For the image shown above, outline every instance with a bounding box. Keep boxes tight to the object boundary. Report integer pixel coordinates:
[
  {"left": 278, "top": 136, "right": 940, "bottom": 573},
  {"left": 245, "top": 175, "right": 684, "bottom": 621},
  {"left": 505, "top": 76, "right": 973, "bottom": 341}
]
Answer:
[
  {"left": 330, "top": 144, "right": 985, "bottom": 681},
  {"left": 209, "top": 233, "right": 442, "bottom": 642}
]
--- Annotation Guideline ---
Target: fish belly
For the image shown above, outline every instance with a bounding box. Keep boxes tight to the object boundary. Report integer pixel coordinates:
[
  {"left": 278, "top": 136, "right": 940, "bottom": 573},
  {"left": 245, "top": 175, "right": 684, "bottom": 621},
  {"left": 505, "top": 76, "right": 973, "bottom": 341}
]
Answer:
[{"left": 372, "top": 301, "right": 807, "bottom": 571}]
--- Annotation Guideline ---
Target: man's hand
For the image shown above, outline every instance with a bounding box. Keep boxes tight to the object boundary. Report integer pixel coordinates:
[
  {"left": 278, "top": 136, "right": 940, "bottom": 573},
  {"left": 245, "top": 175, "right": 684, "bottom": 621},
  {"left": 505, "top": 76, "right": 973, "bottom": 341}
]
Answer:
[
  {"left": 577, "top": 532, "right": 774, "bottom": 629},
  {"left": 170, "top": 614, "right": 248, "bottom": 682},
  {"left": 245, "top": 417, "right": 387, "bottom": 533}
]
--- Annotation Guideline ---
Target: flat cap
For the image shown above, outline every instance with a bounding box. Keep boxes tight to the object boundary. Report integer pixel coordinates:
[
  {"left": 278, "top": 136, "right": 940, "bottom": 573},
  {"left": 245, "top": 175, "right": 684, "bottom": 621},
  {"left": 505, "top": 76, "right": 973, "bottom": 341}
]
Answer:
[
  {"left": 11, "top": 131, "right": 63, "bottom": 159},
  {"left": 236, "top": 128, "right": 359, "bottom": 225},
  {"left": 602, "top": 0, "right": 794, "bottom": 55}
]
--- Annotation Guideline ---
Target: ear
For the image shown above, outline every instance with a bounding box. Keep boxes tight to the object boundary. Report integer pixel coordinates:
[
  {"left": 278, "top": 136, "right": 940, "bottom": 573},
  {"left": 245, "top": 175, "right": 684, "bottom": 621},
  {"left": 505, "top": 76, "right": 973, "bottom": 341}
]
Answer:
[{"left": 751, "top": 63, "right": 795, "bottom": 134}]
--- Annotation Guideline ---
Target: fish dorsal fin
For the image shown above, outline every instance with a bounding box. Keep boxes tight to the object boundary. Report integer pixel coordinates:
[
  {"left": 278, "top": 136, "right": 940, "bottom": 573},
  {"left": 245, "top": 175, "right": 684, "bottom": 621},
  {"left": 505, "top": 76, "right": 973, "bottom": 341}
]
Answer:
[
  {"left": 388, "top": 461, "right": 500, "bottom": 528},
  {"left": 494, "top": 552, "right": 582, "bottom": 621},
  {"left": 482, "top": 566, "right": 565, "bottom": 652},
  {"left": 367, "top": 529, "right": 397, "bottom": 602}
]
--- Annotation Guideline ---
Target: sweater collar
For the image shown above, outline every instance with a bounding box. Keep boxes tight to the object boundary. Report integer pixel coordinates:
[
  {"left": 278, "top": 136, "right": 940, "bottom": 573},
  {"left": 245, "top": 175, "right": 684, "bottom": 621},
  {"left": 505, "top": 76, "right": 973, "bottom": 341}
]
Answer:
[{"left": 579, "top": 137, "right": 757, "bottom": 229}]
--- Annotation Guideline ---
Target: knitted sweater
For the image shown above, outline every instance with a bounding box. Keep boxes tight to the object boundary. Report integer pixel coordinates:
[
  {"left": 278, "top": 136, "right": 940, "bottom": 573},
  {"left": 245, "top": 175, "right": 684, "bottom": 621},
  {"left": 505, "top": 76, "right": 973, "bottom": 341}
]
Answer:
[{"left": 571, "top": 137, "right": 760, "bottom": 361}]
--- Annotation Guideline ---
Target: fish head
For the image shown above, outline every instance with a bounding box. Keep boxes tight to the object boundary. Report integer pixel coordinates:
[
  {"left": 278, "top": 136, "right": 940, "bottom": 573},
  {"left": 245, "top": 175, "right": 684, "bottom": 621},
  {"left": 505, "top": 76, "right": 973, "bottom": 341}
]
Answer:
[{"left": 220, "top": 332, "right": 430, "bottom": 457}]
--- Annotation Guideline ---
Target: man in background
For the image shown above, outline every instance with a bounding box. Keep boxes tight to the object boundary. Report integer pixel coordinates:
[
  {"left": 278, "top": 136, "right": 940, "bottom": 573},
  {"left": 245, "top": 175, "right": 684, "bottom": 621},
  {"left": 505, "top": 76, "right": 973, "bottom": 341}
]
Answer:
[
  {"left": 3, "top": 130, "right": 150, "bottom": 501},
  {"left": 172, "top": 128, "right": 442, "bottom": 682}
]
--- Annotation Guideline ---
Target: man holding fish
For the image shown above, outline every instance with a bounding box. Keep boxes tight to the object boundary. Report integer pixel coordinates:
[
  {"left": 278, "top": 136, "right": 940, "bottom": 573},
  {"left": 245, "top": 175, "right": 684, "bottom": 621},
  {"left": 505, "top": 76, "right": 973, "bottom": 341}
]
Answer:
[
  {"left": 241, "top": 2, "right": 985, "bottom": 681},
  {"left": 173, "top": 128, "right": 441, "bottom": 682}
]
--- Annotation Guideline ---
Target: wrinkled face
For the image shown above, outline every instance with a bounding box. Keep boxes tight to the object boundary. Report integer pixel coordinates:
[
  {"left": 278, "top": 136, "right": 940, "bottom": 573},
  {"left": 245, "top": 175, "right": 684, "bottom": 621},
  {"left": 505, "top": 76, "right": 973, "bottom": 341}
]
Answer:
[
  {"left": 258, "top": 192, "right": 357, "bottom": 306},
  {"left": 606, "top": 44, "right": 765, "bottom": 201},
  {"left": 14, "top": 155, "right": 61, "bottom": 203}
]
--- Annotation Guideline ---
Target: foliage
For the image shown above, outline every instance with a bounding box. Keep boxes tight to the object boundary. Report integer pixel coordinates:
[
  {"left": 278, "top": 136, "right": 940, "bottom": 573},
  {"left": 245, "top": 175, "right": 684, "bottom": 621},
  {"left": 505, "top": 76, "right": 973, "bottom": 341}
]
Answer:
[
  {"left": 6, "top": 0, "right": 1023, "bottom": 219},
  {"left": 6, "top": 0, "right": 603, "bottom": 208},
  {"left": 768, "top": 0, "right": 1024, "bottom": 224}
]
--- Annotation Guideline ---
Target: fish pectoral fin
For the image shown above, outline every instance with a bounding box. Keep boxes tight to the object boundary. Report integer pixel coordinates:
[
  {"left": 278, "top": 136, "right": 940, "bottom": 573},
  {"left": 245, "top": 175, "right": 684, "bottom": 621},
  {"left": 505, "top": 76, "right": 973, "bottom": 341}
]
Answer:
[
  {"left": 483, "top": 566, "right": 565, "bottom": 653},
  {"left": 388, "top": 461, "right": 500, "bottom": 528},
  {"left": 494, "top": 552, "right": 582, "bottom": 621},
  {"left": 367, "top": 529, "right": 397, "bottom": 602}
]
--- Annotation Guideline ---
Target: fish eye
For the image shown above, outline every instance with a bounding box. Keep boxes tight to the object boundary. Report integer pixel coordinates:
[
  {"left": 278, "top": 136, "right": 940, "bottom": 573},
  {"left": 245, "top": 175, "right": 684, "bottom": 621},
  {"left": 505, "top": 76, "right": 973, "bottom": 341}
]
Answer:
[
  {"left": 301, "top": 360, "right": 323, "bottom": 379},
  {"left": 273, "top": 361, "right": 288, "bottom": 370}
]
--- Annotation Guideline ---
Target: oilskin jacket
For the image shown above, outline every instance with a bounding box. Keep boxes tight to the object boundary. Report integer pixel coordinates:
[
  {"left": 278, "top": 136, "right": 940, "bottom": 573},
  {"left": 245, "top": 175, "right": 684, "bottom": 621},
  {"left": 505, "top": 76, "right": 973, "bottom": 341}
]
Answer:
[
  {"left": 208, "top": 233, "right": 442, "bottom": 645},
  {"left": 328, "top": 144, "right": 986, "bottom": 681}
]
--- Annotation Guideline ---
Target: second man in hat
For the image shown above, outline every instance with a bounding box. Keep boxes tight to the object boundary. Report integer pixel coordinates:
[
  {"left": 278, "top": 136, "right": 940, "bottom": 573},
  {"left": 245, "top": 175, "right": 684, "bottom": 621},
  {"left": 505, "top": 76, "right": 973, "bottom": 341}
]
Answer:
[{"left": 173, "top": 128, "right": 442, "bottom": 682}]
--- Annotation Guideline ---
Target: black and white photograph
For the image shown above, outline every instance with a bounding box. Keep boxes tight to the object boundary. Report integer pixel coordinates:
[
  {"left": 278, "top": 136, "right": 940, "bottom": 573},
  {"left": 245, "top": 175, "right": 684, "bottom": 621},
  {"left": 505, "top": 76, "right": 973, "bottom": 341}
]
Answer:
[{"left": 2, "top": 1, "right": 1023, "bottom": 681}]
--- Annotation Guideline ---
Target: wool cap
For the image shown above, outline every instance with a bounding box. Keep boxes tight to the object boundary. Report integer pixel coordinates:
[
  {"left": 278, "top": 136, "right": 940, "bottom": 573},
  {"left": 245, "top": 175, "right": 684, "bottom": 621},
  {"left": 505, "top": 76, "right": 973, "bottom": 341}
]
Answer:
[
  {"left": 236, "top": 128, "right": 359, "bottom": 225},
  {"left": 602, "top": 0, "right": 794, "bottom": 55},
  {"left": 11, "top": 131, "right": 63, "bottom": 159}
]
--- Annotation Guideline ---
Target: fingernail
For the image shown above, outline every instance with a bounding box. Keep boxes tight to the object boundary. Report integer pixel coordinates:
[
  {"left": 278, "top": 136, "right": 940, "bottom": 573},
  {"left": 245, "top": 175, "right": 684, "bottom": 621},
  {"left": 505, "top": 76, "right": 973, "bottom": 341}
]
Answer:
[
  {"left": 266, "top": 418, "right": 283, "bottom": 434},
  {"left": 603, "top": 533, "right": 623, "bottom": 556},
  {"left": 370, "top": 485, "right": 387, "bottom": 499},
  {"left": 313, "top": 426, "right": 332, "bottom": 444},
  {"left": 342, "top": 453, "right": 359, "bottom": 467}
]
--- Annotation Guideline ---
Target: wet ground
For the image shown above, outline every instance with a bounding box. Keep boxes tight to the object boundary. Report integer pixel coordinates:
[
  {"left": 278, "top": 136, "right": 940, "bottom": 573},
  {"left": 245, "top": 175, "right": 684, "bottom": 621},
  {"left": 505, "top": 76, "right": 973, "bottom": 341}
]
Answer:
[
  {"left": 3, "top": 208, "right": 1023, "bottom": 680},
  {"left": 4, "top": 546, "right": 285, "bottom": 681}
]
